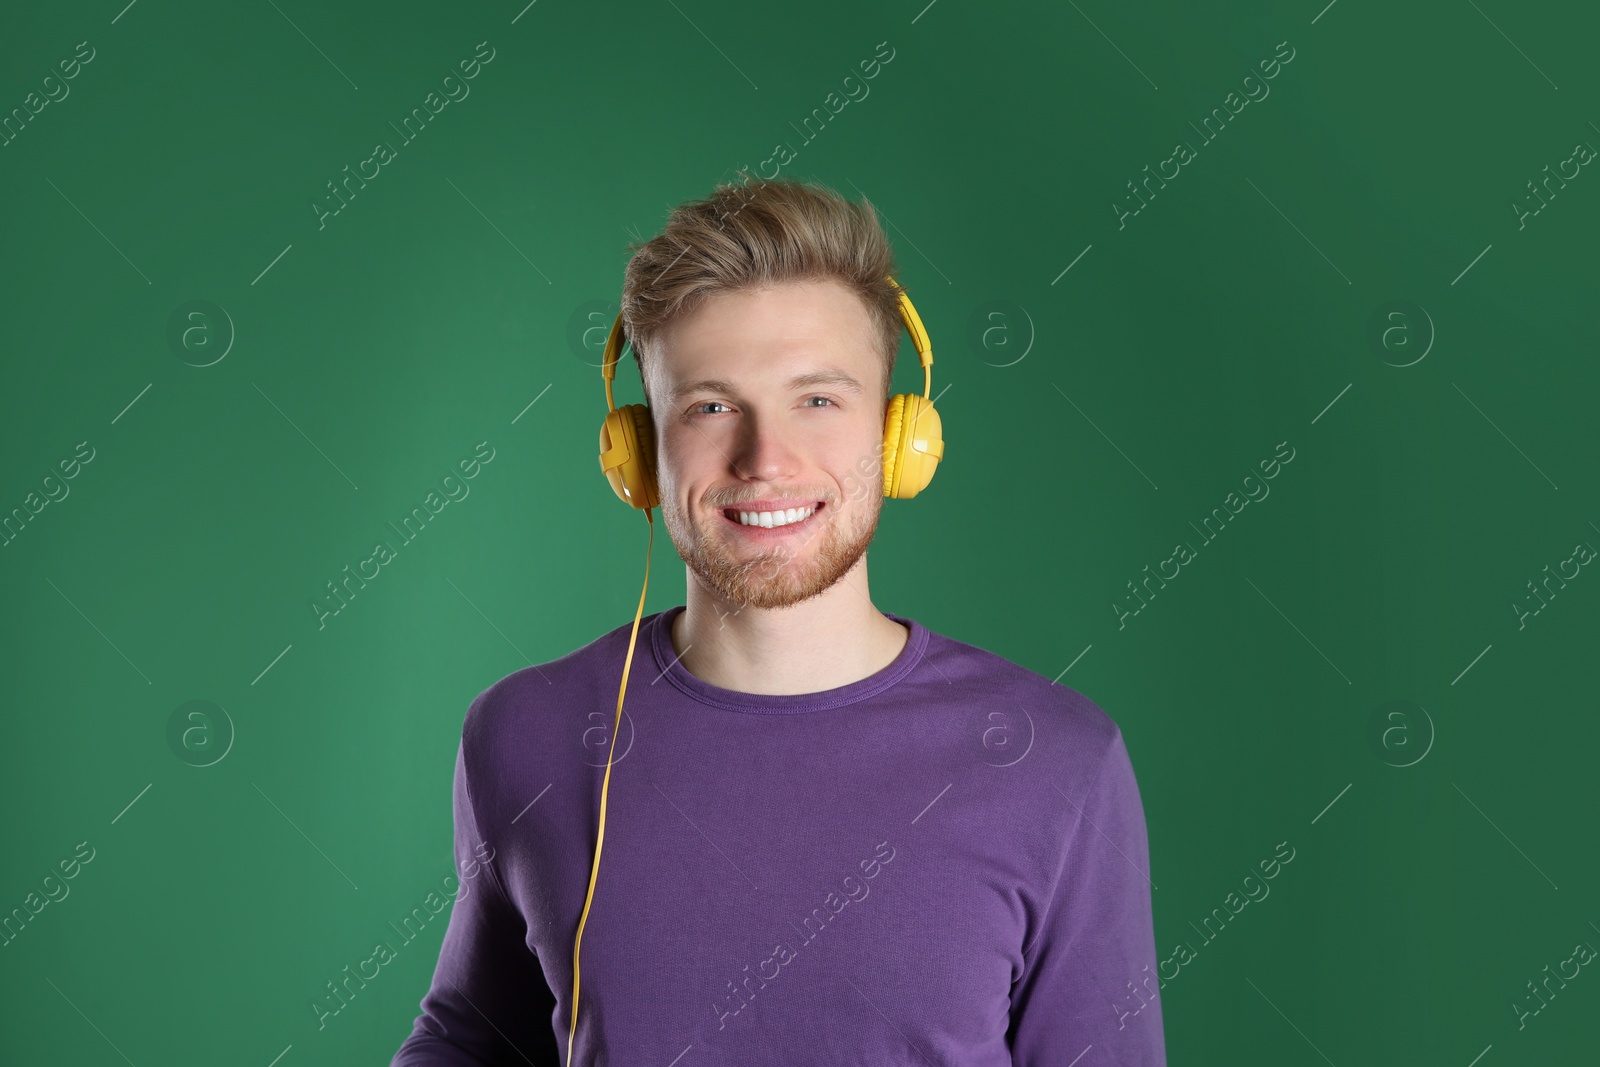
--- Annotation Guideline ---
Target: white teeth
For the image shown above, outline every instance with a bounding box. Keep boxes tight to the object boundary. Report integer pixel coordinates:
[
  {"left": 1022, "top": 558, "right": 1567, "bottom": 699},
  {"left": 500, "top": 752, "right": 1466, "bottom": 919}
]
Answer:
[{"left": 735, "top": 505, "right": 815, "bottom": 528}]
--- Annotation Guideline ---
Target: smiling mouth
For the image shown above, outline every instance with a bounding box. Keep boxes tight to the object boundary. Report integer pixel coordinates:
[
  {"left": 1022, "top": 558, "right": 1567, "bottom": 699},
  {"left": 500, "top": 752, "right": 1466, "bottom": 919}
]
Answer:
[{"left": 720, "top": 501, "right": 824, "bottom": 530}]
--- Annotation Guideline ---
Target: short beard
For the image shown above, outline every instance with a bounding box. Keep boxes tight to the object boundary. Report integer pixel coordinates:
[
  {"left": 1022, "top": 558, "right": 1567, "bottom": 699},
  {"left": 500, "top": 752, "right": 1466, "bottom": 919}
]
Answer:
[{"left": 661, "top": 491, "right": 882, "bottom": 610}]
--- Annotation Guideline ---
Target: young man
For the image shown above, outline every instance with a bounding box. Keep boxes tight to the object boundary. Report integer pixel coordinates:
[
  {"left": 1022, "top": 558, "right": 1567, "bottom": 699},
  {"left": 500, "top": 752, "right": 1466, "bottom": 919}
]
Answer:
[{"left": 392, "top": 178, "right": 1166, "bottom": 1065}]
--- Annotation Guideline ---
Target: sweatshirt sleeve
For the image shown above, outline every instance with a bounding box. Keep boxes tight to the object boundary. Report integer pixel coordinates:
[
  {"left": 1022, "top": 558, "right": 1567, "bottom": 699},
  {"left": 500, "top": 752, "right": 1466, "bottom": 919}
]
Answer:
[
  {"left": 391, "top": 735, "right": 562, "bottom": 1066},
  {"left": 1007, "top": 730, "right": 1167, "bottom": 1066}
]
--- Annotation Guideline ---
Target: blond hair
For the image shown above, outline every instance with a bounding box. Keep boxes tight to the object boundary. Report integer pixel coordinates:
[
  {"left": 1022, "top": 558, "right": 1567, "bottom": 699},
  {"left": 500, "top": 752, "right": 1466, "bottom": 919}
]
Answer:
[{"left": 619, "top": 176, "right": 903, "bottom": 407}]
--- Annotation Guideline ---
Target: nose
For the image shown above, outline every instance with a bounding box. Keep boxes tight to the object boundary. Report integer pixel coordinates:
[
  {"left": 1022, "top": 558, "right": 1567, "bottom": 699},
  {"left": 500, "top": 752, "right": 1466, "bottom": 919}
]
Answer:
[{"left": 729, "top": 409, "right": 800, "bottom": 483}]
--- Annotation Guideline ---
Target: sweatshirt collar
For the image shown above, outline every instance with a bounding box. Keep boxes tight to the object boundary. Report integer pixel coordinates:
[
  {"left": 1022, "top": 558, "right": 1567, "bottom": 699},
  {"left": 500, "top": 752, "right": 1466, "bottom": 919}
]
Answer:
[{"left": 647, "top": 604, "right": 928, "bottom": 713}]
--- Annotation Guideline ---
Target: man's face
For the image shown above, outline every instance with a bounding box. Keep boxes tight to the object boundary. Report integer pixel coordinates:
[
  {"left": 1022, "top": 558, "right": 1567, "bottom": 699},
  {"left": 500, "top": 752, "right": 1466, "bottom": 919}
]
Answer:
[{"left": 647, "top": 278, "right": 889, "bottom": 611}]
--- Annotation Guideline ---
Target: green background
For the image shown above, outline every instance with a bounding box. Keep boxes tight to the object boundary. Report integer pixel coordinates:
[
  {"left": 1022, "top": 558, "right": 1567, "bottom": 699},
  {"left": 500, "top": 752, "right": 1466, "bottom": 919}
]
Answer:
[{"left": 3, "top": 0, "right": 1596, "bottom": 1063}]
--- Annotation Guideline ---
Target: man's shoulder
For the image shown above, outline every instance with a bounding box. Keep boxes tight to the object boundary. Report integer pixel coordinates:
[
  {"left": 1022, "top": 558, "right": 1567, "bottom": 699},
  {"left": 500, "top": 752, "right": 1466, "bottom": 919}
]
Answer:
[
  {"left": 919, "top": 622, "right": 1123, "bottom": 755},
  {"left": 461, "top": 611, "right": 654, "bottom": 744}
]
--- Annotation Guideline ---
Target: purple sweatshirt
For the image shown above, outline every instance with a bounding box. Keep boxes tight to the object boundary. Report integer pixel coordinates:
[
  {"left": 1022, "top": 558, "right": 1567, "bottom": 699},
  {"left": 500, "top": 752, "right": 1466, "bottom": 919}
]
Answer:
[{"left": 392, "top": 605, "right": 1166, "bottom": 1066}]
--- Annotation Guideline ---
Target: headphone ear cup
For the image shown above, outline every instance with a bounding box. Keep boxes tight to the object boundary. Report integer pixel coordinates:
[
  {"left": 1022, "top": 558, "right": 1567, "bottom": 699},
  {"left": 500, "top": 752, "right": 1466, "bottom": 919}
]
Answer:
[
  {"left": 881, "top": 393, "right": 945, "bottom": 499},
  {"left": 599, "top": 403, "right": 661, "bottom": 509},
  {"left": 881, "top": 395, "right": 905, "bottom": 498}
]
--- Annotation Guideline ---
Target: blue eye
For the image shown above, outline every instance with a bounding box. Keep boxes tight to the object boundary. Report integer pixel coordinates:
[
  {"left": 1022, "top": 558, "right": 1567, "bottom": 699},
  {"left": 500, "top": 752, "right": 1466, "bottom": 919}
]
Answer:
[{"left": 691, "top": 397, "right": 835, "bottom": 416}]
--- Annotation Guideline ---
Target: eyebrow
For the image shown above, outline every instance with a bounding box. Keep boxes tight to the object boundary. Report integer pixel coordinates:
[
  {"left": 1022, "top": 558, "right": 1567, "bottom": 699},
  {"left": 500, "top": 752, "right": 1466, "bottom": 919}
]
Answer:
[{"left": 669, "top": 369, "right": 866, "bottom": 402}]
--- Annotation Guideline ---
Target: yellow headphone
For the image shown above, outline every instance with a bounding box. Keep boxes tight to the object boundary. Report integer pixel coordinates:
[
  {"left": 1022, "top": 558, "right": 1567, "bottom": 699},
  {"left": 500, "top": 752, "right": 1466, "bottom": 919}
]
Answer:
[{"left": 565, "top": 277, "right": 944, "bottom": 1066}]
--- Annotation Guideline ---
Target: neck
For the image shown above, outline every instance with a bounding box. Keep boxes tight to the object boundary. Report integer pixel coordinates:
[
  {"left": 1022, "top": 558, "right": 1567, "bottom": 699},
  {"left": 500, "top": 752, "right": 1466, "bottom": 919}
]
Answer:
[{"left": 671, "top": 556, "right": 909, "bottom": 696}]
